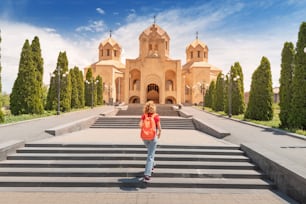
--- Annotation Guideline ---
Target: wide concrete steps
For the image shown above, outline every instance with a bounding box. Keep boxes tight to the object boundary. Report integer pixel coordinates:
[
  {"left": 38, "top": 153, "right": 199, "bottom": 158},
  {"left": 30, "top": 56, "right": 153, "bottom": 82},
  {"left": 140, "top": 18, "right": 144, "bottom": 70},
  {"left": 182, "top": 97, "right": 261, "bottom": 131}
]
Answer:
[
  {"left": 0, "top": 168, "right": 263, "bottom": 178},
  {"left": 116, "top": 104, "right": 179, "bottom": 116},
  {"left": 91, "top": 117, "right": 195, "bottom": 129},
  {"left": 0, "top": 144, "right": 275, "bottom": 189},
  {"left": 6, "top": 153, "right": 250, "bottom": 162},
  {"left": 0, "top": 177, "right": 273, "bottom": 188}
]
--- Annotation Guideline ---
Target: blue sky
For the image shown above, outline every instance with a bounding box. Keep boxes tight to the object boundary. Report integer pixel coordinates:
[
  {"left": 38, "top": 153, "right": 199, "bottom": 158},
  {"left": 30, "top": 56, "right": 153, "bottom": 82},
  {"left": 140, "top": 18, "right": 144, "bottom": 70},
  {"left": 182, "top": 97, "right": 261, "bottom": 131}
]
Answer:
[{"left": 0, "top": 0, "right": 306, "bottom": 93}]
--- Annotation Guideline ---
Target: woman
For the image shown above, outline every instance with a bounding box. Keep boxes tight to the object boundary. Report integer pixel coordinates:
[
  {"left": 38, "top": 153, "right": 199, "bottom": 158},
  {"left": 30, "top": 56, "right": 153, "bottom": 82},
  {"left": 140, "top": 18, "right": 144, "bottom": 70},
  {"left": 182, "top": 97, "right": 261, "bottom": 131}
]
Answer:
[{"left": 139, "top": 101, "right": 161, "bottom": 182}]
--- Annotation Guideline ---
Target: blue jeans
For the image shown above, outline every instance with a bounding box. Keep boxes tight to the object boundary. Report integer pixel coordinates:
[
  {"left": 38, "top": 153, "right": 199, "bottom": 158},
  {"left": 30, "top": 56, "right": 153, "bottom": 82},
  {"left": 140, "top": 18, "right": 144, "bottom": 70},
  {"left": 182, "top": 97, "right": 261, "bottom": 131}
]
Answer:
[{"left": 143, "top": 136, "right": 158, "bottom": 176}]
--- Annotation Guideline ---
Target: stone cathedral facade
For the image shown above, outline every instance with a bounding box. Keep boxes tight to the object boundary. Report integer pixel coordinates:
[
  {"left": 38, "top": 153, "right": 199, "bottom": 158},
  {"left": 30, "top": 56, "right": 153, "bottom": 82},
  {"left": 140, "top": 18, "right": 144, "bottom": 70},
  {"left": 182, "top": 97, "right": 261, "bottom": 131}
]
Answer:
[{"left": 84, "top": 23, "right": 221, "bottom": 105}]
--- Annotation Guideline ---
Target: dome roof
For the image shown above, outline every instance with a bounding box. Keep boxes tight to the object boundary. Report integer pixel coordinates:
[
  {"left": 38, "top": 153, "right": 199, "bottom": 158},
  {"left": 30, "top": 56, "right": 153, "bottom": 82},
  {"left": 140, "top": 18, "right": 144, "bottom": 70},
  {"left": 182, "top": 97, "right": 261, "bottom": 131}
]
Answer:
[
  {"left": 100, "top": 37, "right": 121, "bottom": 48},
  {"left": 187, "top": 39, "right": 207, "bottom": 50},
  {"left": 140, "top": 23, "right": 169, "bottom": 38}
]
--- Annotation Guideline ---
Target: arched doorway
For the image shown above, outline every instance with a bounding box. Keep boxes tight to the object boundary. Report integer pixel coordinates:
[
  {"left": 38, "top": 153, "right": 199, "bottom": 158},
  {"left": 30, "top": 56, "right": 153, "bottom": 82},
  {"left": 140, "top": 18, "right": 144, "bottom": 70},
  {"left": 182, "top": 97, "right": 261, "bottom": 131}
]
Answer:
[
  {"left": 147, "top": 83, "right": 159, "bottom": 103},
  {"left": 165, "top": 96, "right": 176, "bottom": 104},
  {"left": 129, "top": 96, "right": 140, "bottom": 104}
]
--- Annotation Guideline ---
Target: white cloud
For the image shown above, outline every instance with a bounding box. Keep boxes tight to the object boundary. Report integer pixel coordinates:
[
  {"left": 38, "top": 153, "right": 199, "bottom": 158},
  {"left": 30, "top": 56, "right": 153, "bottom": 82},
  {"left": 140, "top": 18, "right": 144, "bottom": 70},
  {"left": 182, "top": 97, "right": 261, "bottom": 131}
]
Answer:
[
  {"left": 126, "top": 9, "right": 137, "bottom": 22},
  {"left": 0, "top": 20, "right": 97, "bottom": 93},
  {"left": 112, "top": 4, "right": 299, "bottom": 92},
  {"left": 96, "top": 8, "right": 105, "bottom": 15},
  {"left": 76, "top": 20, "right": 106, "bottom": 33},
  {"left": 0, "top": 2, "right": 302, "bottom": 94}
]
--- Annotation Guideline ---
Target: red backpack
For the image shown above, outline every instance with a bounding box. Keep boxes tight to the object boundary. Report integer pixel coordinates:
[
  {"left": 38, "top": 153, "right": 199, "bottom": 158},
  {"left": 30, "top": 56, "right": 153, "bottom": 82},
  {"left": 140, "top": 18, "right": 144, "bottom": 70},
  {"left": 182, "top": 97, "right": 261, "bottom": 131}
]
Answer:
[{"left": 140, "top": 113, "right": 156, "bottom": 140}]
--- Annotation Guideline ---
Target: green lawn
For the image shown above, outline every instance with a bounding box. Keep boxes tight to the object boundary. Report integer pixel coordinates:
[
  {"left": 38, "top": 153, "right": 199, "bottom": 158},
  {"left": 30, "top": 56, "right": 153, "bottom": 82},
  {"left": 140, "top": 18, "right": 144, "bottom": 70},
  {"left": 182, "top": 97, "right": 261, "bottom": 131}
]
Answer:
[
  {"left": 1, "top": 106, "right": 93, "bottom": 124},
  {"left": 200, "top": 105, "right": 306, "bottom": 137},
  {"left": 3, "top": 111, "right": 57, "bottom": 124}
]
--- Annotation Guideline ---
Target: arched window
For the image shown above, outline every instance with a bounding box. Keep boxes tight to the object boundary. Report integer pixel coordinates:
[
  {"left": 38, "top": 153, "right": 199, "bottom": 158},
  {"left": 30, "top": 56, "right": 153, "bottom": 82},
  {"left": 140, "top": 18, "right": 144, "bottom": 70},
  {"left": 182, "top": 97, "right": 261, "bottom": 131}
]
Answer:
[
  {"left": 197, "top": 51, "right": 200, "bottom": 58},
  {"left": 147, "top": 84, "right": 159, "bottom": 92},
  {"left": 166, "top": 80, "right": 173, "bottom": 91},
  {"left": 191, "top": 51, "right": 193, "bottom": 59},
  {"left": 154, "top": 44, "right": 158, "bottom": 51},
  {"left": 107, "top": 49, "right": 110, "bottom": 56}
]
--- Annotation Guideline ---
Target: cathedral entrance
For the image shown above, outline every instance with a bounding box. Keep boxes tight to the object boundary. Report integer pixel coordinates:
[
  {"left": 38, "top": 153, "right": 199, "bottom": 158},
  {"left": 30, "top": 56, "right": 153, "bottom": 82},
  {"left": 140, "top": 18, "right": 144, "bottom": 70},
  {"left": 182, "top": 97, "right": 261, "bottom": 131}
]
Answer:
[
  {"left": 129, "top": 96, "right": 140, "bottom": 104},
  {"left": 147, "top": 84, "right": 159, "bottom": 103}
]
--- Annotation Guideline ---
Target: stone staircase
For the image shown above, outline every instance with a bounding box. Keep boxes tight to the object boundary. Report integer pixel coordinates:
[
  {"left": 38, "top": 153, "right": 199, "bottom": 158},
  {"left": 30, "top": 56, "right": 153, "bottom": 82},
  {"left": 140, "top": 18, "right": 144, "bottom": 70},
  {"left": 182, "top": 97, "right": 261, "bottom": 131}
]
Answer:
[
  {"left": 117, "top": 104, "right": 179, "bottom": 116},
  {"left": 0, "top": 144, "right": 275, "bottom": 189},
  {"left": 90, "top": 116, "right": 195, "bottom": 129}
]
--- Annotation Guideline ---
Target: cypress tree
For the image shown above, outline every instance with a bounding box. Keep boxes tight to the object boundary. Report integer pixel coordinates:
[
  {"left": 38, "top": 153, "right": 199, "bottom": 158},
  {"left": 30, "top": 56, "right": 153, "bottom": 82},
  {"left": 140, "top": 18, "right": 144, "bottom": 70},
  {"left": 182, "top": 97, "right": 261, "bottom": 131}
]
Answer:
[
  {"left": 0, "top": 29, "right": 2, "bottom": 94},
  {"left": 96, "top": 75, "right": 103, "bottom": 105},
  {"left": 224, "top": 63, "right": 245, "bottom": 116},
  {"left": 279, "top": 42, "right": 294, "bottom": 128},
  {"left": 85, "top": 68, "right": 93, "bottom": 107},
  {"left": 78, "top": 70, "right": 85, "bottom": 108},
  {"left": 224, "top": 74, "right": 229, "bottom": 114},
  {"left": 213, "top": 73, "right": 224, "bottom": 111},
  {"left": 30, "top": 36, "right": 44, "bottom": 114},
  {"left": 245, "top": 56, "right": 273, "bottom": 120},
  {"left": 10, "top": 39, "right": 38, "bottom": 115},
  {"left": 290, "top": 22, "right": 306, "bottom": 129},
  {"left": 45, "top": 72, "right": 57, "bottom": 110},
  {"left": 70, "top": 67, "right": 79, "bottom": 109},
  {"left": 58, "top": 52, "right": 71, "bottom": 112},
  {"left": 45, "top": 52, "right": 71, "bottom": 112},
  {"left": 0, "top": 30, "right": 3, "bottom": 122},
  {"left": 204, "top": 88, "right": 209, "bottom": 107},
  {"left": 93, "top": 78, "right": 98, "bottom": 107},
  {"left": 206, "top": 80, "right": 215, "bottom": 108},
  {"left": 231, "top": 62, "right": 245, "bottom": 115},
  {"left": 70, "top": 66, "right": 85, "bottom": 109}
]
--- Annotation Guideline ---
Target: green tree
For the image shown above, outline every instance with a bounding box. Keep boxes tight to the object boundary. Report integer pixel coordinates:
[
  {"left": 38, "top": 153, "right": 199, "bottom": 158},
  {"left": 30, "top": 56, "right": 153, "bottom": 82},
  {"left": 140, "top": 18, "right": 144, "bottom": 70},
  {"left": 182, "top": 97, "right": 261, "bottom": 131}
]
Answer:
[
  {"left": 204, "top": 88, "right": 209, "bottom": 107},
  {"left": 213, "top": 73, "right": 224, "bottom": 111},
  {"left": 45, "top": 52, "right": 71, "bottom": 112},
  {"left": 77, "top": 70, "right": 85, "bottom": 108},
  {"left": 231, "top": 62, "right": 245, "bottom": 115},
  {"left": 42, "top": 84, "right": 48, "bottom": 108},
  {"left": 85, "top": 68, "right": 94, "bottom": 107},
  {"left": 245, "top": 56, "right": 273, "bottom": 121},
  {"left": 70, "top": 67, "right": 79, "bottom": 109},
  {"left": 206, "top": 80, "right": 215, "bottom": 108},
  {"left": 279, "top": 42, "right": 294, "bottom": 128},
  {"left": 70, "top": 66, "right": 85, "bottom": 109},
  {"left": 0, "top": 92, "right": 10, "bottom": 107},
  {"left": 225, "top": 64, "right": 245, "bottom": 116},
  {"left": 45, "top": 72, "right": 57, "bottom": 110},
  {"left": 10, "top": 39, "right": 39, "bottom": 115},
  {"left": 30, "top": 36, "right": 44, "bottom": 114},
  {"left": 0, "top": 29, "right": 2, "bottom": 94},
  {"left": 290, "top": 22, "right": 306, "bottom": 129},
  {"left": 0, "top": 30, "right": 3, "bottom": 122},
  {"left": 96, "top": 75, "right": 103, "bottom": 105}
]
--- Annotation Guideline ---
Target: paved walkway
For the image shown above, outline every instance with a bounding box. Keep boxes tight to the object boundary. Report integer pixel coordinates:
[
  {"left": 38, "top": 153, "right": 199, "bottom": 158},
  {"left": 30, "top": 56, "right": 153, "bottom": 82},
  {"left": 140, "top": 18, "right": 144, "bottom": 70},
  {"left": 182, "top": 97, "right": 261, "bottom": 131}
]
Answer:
[
  {"left": 0, "top": 106, "right": 115, "bottom": 143},
  {"left": 0, "top": 191, "right": 293, "bottom": 204},
  {"left": 0, "top": 105, "right": 301, "bottom": 203},
  {"left": 181, "top": 107, "right": 306, "bottom": 177}
]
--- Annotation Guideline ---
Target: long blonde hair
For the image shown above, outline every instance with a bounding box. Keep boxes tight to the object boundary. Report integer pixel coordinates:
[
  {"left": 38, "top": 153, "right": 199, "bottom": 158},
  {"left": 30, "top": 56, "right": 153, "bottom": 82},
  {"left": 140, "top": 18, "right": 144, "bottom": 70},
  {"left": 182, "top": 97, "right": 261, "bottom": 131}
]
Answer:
[{"left": 143, "top": 101, "right": 156, "bottom": 114}]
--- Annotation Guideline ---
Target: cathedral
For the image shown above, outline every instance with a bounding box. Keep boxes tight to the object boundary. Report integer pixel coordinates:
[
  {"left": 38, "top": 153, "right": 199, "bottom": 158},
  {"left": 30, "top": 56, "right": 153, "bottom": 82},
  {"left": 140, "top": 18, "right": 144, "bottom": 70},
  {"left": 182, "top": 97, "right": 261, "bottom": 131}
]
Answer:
[{"left": 84, "top": 23, "right": 221, "bottom": 105}]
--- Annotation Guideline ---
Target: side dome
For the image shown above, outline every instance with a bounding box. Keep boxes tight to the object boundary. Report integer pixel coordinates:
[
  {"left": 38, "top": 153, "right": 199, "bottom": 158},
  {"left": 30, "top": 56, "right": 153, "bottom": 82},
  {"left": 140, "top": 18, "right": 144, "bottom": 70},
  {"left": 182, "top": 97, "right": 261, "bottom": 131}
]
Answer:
[
  {"left": 185, "top": 38, "right": 209, "bottom": 63},
  {"left": 98, "top": 37, "right": 122, "bottom": 61}
]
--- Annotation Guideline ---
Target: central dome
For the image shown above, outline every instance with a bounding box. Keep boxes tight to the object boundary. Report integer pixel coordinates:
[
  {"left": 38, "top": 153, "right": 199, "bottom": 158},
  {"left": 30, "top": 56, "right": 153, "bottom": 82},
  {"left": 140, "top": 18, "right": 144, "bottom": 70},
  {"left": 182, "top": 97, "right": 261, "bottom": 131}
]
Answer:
[
  {"left": 138, "top": 24, "right": 170, "bottom": 59},
  {"left": 141, "top": 23, "right": 168, "bottom": 37}
]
